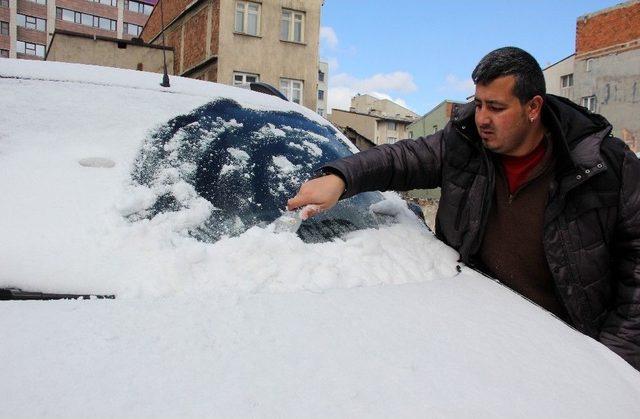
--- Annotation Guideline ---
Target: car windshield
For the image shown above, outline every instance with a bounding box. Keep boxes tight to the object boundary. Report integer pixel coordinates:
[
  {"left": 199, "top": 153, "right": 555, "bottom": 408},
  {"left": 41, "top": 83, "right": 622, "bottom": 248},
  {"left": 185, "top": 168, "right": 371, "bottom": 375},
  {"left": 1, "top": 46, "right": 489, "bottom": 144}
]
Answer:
[{"left": 129, "top": 98, "right": 389, "bottom": 243}]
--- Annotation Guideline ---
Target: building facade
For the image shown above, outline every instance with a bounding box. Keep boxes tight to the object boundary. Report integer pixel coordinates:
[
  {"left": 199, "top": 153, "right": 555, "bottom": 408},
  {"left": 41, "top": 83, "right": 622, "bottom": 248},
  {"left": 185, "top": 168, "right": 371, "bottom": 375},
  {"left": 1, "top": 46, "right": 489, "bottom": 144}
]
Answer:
[
  {"left": 0, "top": 0, "right": 155, "bottom": 60},
  {"left": 573, "top": 0, "right": 640, "bottom": 149},
  {"left": 140, "top": 0, "right": 322, "bottom": 111},
  {"left": 317, "top": 59, "right": 327, "bottom": 116},
  {"left": 330, "top": 94, "right": 418, "bottom": 148},
  {"left": 406, "top": 100, "right": 465, "bottom": 139},
  {"left": 542, "top": 54, "right": 575, "bottom": 101},
  {"left": 46, "top": 28, "right": 173, "bottom": 72}
]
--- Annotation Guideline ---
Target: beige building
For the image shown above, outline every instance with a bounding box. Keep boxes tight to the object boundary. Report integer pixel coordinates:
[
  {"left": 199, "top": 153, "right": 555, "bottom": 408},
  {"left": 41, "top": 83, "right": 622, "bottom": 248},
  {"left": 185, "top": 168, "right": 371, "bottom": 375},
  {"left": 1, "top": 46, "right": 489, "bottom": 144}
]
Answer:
[
  {"left": 140, "top": 0, "right": 322, "bottom": 111},
  {"left": 317, "top": 59, "right": 327, "bottom": 117},
  {"left": 330, "top": 94, "right": 419, "bottom": 147},
  {"left": 46, "top": 28, "right": 173, "bottom": 73},
  {"left": 542, "top": 54, "right": 575, "bottom": 101}
]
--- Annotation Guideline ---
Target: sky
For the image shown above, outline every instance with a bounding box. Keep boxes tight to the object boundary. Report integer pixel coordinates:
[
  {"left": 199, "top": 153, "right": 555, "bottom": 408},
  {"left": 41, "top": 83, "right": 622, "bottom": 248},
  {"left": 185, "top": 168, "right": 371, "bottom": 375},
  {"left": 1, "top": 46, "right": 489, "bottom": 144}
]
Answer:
[{"left": 319, "top": 0, "right": 625, "bottom": 115}]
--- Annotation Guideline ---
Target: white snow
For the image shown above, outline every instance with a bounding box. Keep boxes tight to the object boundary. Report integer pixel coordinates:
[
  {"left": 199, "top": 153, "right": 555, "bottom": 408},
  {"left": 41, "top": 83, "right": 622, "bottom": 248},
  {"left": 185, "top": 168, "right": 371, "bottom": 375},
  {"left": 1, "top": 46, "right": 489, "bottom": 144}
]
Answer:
[{"left": 1, "top": 59, "right": 639, "bottom": 417}]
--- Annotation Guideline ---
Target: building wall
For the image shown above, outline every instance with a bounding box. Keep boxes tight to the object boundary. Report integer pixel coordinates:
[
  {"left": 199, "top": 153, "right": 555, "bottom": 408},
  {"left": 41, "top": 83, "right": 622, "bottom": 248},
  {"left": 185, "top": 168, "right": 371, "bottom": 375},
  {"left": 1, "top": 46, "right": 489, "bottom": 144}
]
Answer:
[
  {"left": 575, "top": 0, "right": 640, "bottom": 150},
  {"left": 576, "top": 0, "right": 640, "bottom": 55},
  {"left": 543, "top": 54, "right": 575, "bottom": 101},
  {"left": 46, "top": 31, "right": 173, "bottom": 73},
  {"left": 330, "top": 109, "right": 376, "bottom": 142},
  {"left": 0, "top": 0, "right": 153, "bottom": 60},
  {"left": 407, "top": 100, "right": 464, "bottom": 139},
  {"left": 573, "top": 49, "right": 640, "bottom": 148},
  {"left": 217, "top": 0, "right": 321, "bottom": 111},
  {"left": 317, "top": 59, "right": 327, "bottom": 116}
]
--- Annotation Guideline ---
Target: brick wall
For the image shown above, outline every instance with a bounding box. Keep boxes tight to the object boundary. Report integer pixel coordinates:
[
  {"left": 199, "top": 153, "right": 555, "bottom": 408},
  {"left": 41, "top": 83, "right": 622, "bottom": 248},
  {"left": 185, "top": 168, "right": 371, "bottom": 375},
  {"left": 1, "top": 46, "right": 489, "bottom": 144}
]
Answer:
[
  {"left": 576, "top": 1, "right": 640, "bottom": 54},
  {"left": 141, "top": 0, "right": 194, "bottom": 42},
  {"left": 182, "top": 6, "right": 206, "bottom": 69},
  {"left": 17, "top": 0, "right": 47, "bottom": 19},
  {"left": 17, "top": 26, "right": 46, "bottom": 44},
  {"left": 55, "top": 19, "right": 118, "bottom": 37}
]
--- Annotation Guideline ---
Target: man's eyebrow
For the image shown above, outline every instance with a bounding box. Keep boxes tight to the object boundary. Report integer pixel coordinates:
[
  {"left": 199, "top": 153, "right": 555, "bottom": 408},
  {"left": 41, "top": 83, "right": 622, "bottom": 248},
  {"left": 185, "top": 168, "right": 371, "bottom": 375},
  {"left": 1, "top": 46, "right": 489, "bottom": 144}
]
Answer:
[{"left": 475, "top": 99, "right": 507, "bottom": 106}]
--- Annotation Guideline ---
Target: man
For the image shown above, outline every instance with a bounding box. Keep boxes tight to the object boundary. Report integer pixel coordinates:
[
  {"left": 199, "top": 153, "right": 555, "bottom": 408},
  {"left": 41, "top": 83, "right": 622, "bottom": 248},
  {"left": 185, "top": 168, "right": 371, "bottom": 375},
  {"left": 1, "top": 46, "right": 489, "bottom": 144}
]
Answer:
[{"left": 287, "top": 47, "right": 640, "bottom": 370}]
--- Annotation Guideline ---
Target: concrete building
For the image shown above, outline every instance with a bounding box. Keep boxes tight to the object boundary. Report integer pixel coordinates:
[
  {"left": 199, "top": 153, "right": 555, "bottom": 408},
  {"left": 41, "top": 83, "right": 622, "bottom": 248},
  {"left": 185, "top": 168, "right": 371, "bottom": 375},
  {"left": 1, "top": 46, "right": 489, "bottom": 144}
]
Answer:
[
  {"left": 330, "top": 94, "right": 419, "bottom": 148},
  {"left": 542, "top": 54, "right": 575, "bottom": 101},
  {"left": 317, "top": 59, "right": 327, "bottom": 117},
  {"left": 407, "top": 100, "right": 465, "bottom": 139},
  {"left": 46, "top": 28, "right": 173, "bottom": 72},
  {"left": 0, "top": 0, "right": 155, "bottom": 60},
  {"left": 140, "top": 0, "right": 322, "bottom": 111},
  {"left": 573, "top": 0, "right": 640, "bottom": 149}
]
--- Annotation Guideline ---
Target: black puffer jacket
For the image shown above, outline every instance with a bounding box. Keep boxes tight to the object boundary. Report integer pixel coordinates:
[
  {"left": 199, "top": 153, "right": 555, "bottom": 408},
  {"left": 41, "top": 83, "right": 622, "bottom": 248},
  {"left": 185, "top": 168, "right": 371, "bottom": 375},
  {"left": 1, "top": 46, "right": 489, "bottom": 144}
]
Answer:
[{"left": 325, "top": 95, "right": 640, "bottom": 370}]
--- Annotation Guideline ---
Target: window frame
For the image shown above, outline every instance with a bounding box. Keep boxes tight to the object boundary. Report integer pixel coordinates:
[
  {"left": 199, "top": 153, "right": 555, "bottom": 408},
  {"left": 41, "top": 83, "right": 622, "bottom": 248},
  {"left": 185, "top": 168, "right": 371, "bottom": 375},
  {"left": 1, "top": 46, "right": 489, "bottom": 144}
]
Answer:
[
  {"left": 125, "top": 0, "right": 153, "bottom": 15},
  {"left": 0, "top": 0, "right": 8, "bottom": 7},
  {"left": 387, "top": 121, "right": 397, "bottom": 131},
  {"left": 560, "top": 73, "right": 573, "bottom": 88},
  {"left": 280, "top": 8, "right": 305, "bottom": 43},
  {"left": 24, "top": 0, "right": 46, "bottom": 4},
  {"left": 0, "top": 48, "right": 8, "bottom": 58},
  {"left": 233, "top": 71, "right": 260, "bottom": 86},
  {"left": 581, "top": 95, "right": 597, "bottom": 112},
  {"left": 56, "top": 8, "right": 116, "bottom": 32},
  {"left": 91, "top": 0, "right": 117, "bottom": 6},
  {"left": 17, "top": 14, "right": 47, "bottom": 32},
  {"left": 16, "top": 40, "right": 45, "bottom": 57},
  {"left": 123, "top": 22, "right": 143, "bottom": 36},
  {"left": 318, "top": 70, "right": 325, "bottom": 82},
  {"left": 235, "top": 1, "right": 261, "bottom": 36},
  {"left": 0, "top": 20, "right": 8, "bottom": 35},
  {"left": 280, "top": 78, "right": 304, "bottom": 105},
  {"left": 317, "top": 89, "right": 324, "bottom": 101}
]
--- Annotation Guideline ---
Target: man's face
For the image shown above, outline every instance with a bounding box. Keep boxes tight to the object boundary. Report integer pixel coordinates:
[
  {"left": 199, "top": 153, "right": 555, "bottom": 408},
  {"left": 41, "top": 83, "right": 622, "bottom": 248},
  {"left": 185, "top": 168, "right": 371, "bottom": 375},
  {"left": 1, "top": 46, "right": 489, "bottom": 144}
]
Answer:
[{"left": 474, "top": 76, "right": 533, "bottom": 156}]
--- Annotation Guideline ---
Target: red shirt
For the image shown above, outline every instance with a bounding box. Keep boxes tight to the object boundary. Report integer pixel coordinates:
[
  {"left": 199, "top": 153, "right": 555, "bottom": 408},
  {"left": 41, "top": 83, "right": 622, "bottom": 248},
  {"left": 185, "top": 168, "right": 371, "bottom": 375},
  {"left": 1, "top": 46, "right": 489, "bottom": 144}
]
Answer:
[{"left": 500, "top": 140, "right": 547, "bottom": 194}]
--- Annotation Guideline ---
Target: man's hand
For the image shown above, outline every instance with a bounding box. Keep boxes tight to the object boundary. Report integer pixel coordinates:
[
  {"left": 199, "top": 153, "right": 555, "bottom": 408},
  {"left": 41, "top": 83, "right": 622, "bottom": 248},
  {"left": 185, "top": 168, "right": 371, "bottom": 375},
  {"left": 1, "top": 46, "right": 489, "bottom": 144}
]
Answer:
[{"left": 287, "top": 174, "right": 346, "bottom": 220}]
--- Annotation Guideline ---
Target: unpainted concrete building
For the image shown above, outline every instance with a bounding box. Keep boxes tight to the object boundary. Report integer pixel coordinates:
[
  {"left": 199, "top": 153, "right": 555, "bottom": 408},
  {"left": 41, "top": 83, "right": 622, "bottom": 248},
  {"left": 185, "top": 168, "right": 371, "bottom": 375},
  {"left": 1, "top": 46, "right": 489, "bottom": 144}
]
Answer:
[
  {"left": 140, "top": 0, "right": 322, "bottom": 111},
  {"left": 574, "top": 0, "right": 640, "bottom": 149},
  {"left": 46, "top": 28, "right": 173, "bottom": 73},
  {"left": 317, "top": 59, "right": 327, "bottom": 117},
  {"left": 542, "top": 54, "right": 576, "bottom": 101}
]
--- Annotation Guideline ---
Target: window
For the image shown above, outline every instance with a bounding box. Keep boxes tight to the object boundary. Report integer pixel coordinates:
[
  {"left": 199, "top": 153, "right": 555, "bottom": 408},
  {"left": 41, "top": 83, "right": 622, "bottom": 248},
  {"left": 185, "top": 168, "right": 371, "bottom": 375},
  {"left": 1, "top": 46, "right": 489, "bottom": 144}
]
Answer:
[
  {"left": 0, "top": 0, "right": 8, "bottom": 6},
  {"left": 91, "top": 0, "right": 117, "bottom": 6},
  {"left": 1, "top": 21, "right": 8, "bottom": 35},
  {"left": 387, "top": 137, "right": 397, "bottom": 144},
  {"left": 123, "top": 22, "right": 143, "bottom": 36},
  {"left": 318, "top": 70, "right": 325, "bottom": 82},
  {"left": 280, "top": 78, "right": 303, "bottom": 104},
  {"left": 318, "top": 90, "right": 324, "bottom": 101},
  {"left": 581, "top": 96, "right": 597, "bottom": 112},
  {"left": 387, "top": 121, "right": 397, "bottom": 131},
  {"left": 125, "top": 0, "right": 153, "bottom": 15},
  {"left": 235, "top": 1, "right": 260, "bottom": 36},
  {"left": 317, "top": 108, "right": 325, "bottom": 117},
  {"left": 433, "top": 124, "right": 438, "bottom": 133},
  {"left": 281, "top": 9, "right": 304, "bottom": 42},
  {"left": 0, "top": 49, "right": 8, "bottom": 58},
  {"left": 25, "top": 0, "right": 46, "bottom": 4},
  {"left": 16, "top": 40, "right": 45, "bottom": 57},
  {"left": 233, "top": 72, "right": 259, "bottom": 86},
  {"left": 586, "top": 58, "right": 594, "bottom": 72},
  {"left": 561, "top": 74, "right": 573, "bottom": 88},
  {"left": 56, "top": 8, "right": 116, "bottom": 31},
  {"left": 17, "top": 14, "right": 47, "bottom": 32},
  {"left": 408, "top": 131, "right": 413, "bottom": 139}
]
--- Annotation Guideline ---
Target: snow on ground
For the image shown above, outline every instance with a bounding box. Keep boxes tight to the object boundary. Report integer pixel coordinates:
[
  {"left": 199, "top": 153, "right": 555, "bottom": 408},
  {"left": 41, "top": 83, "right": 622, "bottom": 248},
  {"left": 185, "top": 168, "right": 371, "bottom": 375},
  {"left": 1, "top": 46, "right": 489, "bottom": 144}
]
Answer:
[{"left": 1, "top": 60, "right": 640, "bottom": 416}]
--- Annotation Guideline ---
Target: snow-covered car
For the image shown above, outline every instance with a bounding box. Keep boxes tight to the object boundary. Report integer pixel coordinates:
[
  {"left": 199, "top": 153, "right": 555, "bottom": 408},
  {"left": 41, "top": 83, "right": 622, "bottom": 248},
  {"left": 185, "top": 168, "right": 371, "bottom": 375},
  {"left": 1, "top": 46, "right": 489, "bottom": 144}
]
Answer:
[{"left": 1, "top": 60, "right": 639, "bottom": 417}]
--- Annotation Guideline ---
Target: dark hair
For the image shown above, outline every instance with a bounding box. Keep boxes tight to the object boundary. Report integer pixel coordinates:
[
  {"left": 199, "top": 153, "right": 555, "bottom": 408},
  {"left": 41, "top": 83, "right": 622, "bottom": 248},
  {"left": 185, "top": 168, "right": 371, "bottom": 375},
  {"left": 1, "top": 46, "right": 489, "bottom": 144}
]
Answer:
[{"left": 471, "top": 47, "right": 546, "bottom": 103}]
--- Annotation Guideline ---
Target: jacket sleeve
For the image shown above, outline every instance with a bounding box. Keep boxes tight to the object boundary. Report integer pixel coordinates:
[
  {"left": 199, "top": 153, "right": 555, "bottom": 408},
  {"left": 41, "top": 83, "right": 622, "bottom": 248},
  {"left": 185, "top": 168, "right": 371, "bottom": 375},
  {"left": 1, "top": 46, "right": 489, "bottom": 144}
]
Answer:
[
  {"left": 322, "top": 129, "right": 445, "bottom": 199},
  {"left": 599, "top": 148, "right": 640, "bottom": 371}
]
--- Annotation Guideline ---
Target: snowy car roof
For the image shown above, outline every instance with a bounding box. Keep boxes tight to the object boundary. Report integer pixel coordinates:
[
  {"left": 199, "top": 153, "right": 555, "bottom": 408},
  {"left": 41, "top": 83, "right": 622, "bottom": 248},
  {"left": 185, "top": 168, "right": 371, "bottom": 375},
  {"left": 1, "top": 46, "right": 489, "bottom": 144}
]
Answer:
[{"left": 1, "top": 60, "right": 639, "bottom": 416}]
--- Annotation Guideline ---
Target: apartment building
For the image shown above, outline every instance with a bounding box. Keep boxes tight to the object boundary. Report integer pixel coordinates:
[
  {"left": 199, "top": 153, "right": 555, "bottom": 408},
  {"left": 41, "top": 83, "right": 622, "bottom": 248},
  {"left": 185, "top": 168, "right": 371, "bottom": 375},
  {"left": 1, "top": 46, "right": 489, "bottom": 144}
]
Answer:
[
  {"left": 0, "top": 0, "right": 155, "bottom": 60},
  {"left": 407, "top": 100, "right": 465, "bottom": 139},
  {"left": 317, "top": 59, "right": 327, "bottom": 116},
  {"left": 542, "top": 54, "right": 575, "bottom": 101},
  {"left": 330, "top": 93, "right": 419, "bottom": 148},
  {"left": 140, "top": 0, "right": 322, "bottom": 111}
]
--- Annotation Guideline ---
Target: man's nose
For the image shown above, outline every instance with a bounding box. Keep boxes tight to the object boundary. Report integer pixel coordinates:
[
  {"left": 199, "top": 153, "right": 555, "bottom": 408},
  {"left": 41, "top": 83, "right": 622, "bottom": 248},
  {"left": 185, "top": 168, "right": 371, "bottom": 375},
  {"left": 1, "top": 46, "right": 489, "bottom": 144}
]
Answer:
[{"left": 476, "top": 107, "right": 490, "bottom": 127}]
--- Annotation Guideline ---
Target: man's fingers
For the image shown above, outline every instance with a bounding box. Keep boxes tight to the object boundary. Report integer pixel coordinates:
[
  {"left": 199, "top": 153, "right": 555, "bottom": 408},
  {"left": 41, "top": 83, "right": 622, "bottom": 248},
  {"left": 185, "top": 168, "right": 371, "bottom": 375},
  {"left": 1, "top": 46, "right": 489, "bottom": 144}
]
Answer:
[
  {"left": 287, "top": 193, "right": 306, "bottom": 211},
  {"left": 300, "top": 204, "right": 323, "bottom": 220}
]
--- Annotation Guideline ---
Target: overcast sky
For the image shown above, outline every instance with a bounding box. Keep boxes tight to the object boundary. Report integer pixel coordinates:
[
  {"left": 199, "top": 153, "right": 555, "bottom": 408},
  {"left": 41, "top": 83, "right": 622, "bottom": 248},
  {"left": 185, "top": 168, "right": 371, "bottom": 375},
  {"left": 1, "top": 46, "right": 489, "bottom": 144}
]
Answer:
[{"left": 320, "top": 0, "right": 623, "bottom": 115}]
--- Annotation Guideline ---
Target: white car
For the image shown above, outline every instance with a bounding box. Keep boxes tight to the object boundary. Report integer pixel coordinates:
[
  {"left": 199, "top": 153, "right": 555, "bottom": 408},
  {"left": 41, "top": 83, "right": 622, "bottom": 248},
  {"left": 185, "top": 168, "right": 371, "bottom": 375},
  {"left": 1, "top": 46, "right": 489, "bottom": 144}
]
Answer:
[{"left": 1, "top": 60, "right": 639, "bottom": 417}]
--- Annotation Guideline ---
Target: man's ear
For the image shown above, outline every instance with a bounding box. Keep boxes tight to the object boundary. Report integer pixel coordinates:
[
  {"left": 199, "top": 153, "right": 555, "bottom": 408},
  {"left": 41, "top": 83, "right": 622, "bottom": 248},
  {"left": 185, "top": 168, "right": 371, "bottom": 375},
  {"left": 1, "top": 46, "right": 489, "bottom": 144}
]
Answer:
[{"left": 528, "top": 95, "right": 544, "bottom": 121}]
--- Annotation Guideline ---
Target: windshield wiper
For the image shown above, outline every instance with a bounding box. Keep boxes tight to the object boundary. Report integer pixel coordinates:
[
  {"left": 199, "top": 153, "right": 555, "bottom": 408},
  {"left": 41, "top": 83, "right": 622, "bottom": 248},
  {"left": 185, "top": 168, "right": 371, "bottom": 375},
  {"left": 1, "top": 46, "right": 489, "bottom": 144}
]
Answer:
[{"left": 0, "top": 288, "right": 115, "bottom": 301}]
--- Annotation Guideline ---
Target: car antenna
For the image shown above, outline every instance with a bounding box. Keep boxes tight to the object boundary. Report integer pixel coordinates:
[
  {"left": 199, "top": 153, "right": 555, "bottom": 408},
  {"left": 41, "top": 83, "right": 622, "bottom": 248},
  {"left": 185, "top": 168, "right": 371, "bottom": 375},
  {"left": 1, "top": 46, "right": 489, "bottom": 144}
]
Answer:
[{"left": 159, "top": 0, "right": 170, "bottom": 88}]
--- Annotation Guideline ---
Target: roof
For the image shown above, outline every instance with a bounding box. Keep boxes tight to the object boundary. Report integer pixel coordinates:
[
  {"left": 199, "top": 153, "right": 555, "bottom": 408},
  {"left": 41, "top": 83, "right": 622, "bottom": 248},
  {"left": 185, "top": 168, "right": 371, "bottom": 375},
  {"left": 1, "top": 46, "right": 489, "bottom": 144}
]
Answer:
[
  {"left": 332, "top": 108, "right": 417, "bottom": 123},
  {"left": 542, "top": 53, "right": 576, "bottom": 71},
  {"left": 409, "top": 99, "right": 467, "bottom": 127}
]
